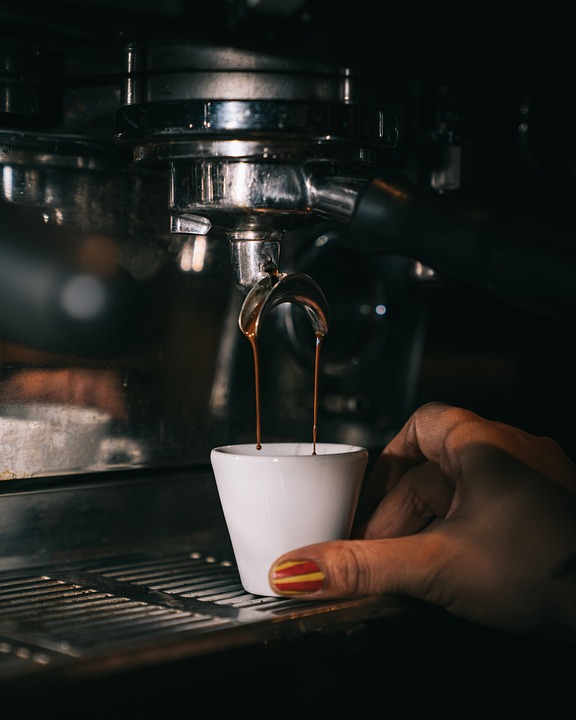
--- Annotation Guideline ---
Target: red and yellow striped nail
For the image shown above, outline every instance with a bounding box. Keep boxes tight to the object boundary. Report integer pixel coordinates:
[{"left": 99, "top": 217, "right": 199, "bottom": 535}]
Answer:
[{"left": 271, "top": 560, "right": 325, "bottom": 595}]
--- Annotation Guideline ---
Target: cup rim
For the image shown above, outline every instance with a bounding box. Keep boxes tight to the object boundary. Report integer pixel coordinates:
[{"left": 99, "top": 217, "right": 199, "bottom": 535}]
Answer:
[{"left": 211, "top": 442, "right": 368, "bottom": 458}]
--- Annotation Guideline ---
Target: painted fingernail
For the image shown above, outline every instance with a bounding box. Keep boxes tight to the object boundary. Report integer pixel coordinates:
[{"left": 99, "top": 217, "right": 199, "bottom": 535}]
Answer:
[{"left": 271, "top": 560, "right": 325, "bottom": 595}]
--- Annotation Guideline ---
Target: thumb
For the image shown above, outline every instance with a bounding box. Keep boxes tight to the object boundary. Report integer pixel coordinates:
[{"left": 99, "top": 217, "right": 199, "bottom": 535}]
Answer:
[{"left": 269, "top": 533, "right": 448, "bottom": 601}]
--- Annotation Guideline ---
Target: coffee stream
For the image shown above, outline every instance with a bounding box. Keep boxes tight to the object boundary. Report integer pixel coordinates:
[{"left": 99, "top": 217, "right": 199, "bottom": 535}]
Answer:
[{"left": 243, "top": 323, "right": 324, "bottom": 455}]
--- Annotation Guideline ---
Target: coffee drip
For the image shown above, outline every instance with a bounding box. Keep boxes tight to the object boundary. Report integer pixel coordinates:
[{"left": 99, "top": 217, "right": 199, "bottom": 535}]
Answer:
[{"left": 238, "top": 273, "right": 330, "bottom": 452}]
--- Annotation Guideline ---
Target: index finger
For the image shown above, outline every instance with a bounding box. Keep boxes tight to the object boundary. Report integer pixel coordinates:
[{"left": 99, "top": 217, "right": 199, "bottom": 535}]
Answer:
[
  {"left": 368, "top": 402, "right": 486, "bottom": 496},
  {"left": 373, "top": 401, "right": 576, "bottom": 496}
]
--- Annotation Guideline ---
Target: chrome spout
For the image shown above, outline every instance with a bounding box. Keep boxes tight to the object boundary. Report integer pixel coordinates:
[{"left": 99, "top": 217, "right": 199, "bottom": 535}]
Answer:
[
  {"left": 229, "top": 230, "right": 282, "bottom": 294},
  {"left": 239, "top": 272, "right": 330, "bottom": 340}
]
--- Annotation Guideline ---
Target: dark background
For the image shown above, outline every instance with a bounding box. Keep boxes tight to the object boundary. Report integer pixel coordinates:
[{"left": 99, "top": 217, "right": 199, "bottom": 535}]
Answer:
[{"left": 1, "top": 5, "right": 575, "bottom": 715}]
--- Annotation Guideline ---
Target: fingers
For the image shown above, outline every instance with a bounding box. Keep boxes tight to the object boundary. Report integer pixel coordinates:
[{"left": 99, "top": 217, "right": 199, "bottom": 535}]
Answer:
[
  {"left": 359, "top": 402, "right": 468, "bottom": 511},
  {"left": 406, "top": 403, "right": 576, "bottom": 489},
  {"left": 365, "top": 402, "right": 576, "bottom": 507},
  {"left": 359, "top": 461, "right": 455, "bottom": 539},
  {"left": 381, "top": 402, "right": 477, "bottom": 480},
  {"left": 269, "top": 533, "right": 449, "bottom": 601}
]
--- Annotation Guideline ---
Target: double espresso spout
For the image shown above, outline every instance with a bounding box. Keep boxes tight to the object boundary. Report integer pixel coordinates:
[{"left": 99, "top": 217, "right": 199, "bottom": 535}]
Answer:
[{"left": 238, "top": 270, "right": 330, "bottom": 341}]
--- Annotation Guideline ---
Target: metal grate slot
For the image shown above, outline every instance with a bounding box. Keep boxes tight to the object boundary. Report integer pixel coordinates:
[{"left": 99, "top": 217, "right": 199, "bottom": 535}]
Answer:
[{"left": 84, "top": 551, "right": 315, "bottom": 610}]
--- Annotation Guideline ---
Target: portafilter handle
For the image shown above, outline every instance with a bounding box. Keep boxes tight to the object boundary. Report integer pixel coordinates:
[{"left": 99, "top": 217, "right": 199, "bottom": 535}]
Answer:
[
  {"left": 312, "top": 171, "right": 576, "bottom": 324},
  {"left": 238, "top": 272, "right": 330, "bottom": 340}
]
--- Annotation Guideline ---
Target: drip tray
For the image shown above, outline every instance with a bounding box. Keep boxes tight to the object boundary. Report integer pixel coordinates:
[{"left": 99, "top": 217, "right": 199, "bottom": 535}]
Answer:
[
  {"left": 0, "top": 467, "right": 404, "bottom": 698},
  {"left": 0, "top": 544, "right": 402, "bottom": 687},
  {"left": 1, "top": 470, "right": 563, "bottom": 719}
]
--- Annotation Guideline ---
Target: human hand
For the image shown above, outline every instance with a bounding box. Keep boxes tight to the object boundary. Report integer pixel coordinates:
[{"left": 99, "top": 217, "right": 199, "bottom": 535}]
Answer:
[{"left": 268, "top": 402, "right": 576, "bottom": 642}]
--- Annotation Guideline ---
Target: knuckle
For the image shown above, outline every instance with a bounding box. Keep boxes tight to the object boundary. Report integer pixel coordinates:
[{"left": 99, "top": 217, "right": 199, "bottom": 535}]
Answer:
[{"left": 328, "top": 543, "right": 367, "bottom": 596}]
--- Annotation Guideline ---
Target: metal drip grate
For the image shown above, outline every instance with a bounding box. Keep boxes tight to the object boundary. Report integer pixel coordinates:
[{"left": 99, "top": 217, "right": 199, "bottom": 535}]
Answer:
[
  {"left": 0, "top": 549, "right": 383, "bottom": 684},
  {"left": 83, "top": 552, "right": 306, "bottom": 608}
]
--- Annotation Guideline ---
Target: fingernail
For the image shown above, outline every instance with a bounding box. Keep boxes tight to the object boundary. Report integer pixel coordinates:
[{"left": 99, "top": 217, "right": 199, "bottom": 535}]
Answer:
[{"left": 271, "top": 560, "right": 325, "bottom": 595}]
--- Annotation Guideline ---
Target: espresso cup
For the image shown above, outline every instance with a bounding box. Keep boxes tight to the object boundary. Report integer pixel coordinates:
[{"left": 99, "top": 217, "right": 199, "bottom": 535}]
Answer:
[{"left": 210, "top": 442, "right": 368, "bottom": 596}]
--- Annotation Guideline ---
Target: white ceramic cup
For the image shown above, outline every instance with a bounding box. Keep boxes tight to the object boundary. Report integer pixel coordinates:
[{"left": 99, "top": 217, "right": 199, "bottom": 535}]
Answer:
[{"left": 210, "top": 442, "right": 369, "bottom": 596}]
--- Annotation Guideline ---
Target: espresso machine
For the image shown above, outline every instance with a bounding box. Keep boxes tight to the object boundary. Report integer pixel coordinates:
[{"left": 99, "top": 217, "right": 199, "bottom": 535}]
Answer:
[{"left": 1, "top": 1, "right": 575, "bottom": 714}]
